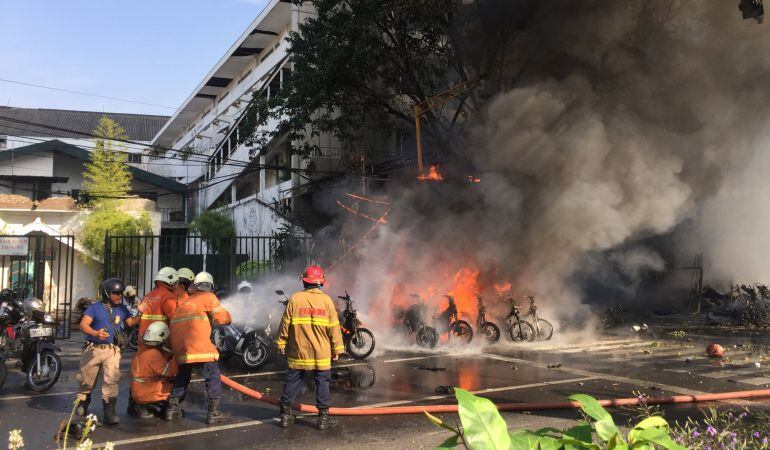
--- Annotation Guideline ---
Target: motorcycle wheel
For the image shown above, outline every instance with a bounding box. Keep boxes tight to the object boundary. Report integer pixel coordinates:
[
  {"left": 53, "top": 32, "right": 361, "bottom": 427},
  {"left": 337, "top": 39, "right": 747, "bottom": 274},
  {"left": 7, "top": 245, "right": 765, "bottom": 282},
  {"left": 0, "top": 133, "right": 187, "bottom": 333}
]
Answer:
[
  {"left": 127, "top": 328, "right": 139, "bottom": 351},
  {"left": 346, "top": 328, "right": 375, "bottom": 360},
  {"left": 448, "top": 320, "right": 474, "bottom": 344},
  {"left": 535, "top": 319, "right": 554, "bottom": 341},
  {"left": 416, "top": 326, "right": 438, "bottom": 349},
  {"left": 241, "top": 341, "right": 269, "bottom": 370},
  {"left": 0, "top": 358, "right": 6, "bottom": 390},
  {"left": 25, "top": 350, "right": 62, "bottom": 392},
  {"left": 480, "top": 322, "right": 501, "bottom": 344},
  {"left": 509, "top": 320, "right": 535, "bottom": 342}
]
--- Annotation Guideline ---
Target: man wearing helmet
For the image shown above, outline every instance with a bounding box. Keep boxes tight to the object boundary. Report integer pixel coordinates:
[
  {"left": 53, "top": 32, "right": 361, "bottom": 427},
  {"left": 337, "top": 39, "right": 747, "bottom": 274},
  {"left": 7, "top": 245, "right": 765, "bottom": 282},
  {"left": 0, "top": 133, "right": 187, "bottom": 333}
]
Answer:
[
  {"left": 135, "top": 267, "right": 178, "bottom": 349},
  {"left": 166, "top": 271, "right": 232, "bottom": 424},
  {"left": 276, "top": 265, "right": 345, "bottom": 430},
  {"left": 77, "top": 278, "right": 141, "bottom": 425},
  {"left": 129, "top": 322, "right": 177, "bottom": 419}
]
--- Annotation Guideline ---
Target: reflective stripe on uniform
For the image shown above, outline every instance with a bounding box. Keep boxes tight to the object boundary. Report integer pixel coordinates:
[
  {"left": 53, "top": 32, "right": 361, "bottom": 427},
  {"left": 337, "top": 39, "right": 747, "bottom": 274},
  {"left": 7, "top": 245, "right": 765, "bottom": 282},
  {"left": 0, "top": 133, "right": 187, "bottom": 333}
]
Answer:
[
  {"left": 334, "top": 345, "right": 345, "bottom": 353},
  {"left": 170, "top": 314, "right": 209, "bottom": 324},
  {"left": 133, "top": 377, "right": 147, "bottom": 383},
  {"left": 287, "top": 357, "right": 331, "bottom": 366},
  {"left": 141, "top": 314, "right": 167, "bottom": 321},
  {"left": 177, "top": 353, "right": 219, "bottom": 363},
  {"left": 161, "top": 361, "right": 171, "bottom": 376},
  {"left": 291, "top": 317, "right": 335, "bottom": 327}
]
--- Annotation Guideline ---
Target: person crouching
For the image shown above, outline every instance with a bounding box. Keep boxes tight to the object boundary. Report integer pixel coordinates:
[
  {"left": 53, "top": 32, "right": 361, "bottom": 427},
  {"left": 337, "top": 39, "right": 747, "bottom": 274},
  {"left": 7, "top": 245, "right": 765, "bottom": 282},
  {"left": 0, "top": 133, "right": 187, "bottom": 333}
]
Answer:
[{"left": 130, "top": 322, "right": 177, "bottom": 419}]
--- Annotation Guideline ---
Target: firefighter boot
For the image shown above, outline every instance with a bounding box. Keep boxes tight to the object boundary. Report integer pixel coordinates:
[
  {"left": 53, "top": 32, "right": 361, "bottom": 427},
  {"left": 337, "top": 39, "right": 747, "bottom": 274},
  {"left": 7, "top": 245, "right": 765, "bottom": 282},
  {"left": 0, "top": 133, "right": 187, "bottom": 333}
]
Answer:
[
  {"left": 103, "top": 398, "right": 119, "bottom": 426},
  {"left": 127, "top": 396, "right": 137, "bottom": 416},
  {"left": 317, "top": 408, "right": 337, "bottom": 431},
  {"left": 164, "top": 397, "right": 181, "bottom": 421},
  {"left": 135, "top": 403, "right": 155, "bottom": 420},
  {"left": 206, "top": 398, "right": 231, "bottom": 425},
  {"left": 279, "top": 404, "right": 294, "bottom": 428},
  {"left": 75, "top": 394, "right": 90, "bottom": 417}
]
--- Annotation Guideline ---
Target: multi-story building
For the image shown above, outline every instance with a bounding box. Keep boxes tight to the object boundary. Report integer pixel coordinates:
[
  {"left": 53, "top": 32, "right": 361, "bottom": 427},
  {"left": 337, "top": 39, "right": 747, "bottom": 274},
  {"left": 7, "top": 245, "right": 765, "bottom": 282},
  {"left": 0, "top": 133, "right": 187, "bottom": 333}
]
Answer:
[{"left": 150, "top": 0, "right": 344, "bottom": 237}]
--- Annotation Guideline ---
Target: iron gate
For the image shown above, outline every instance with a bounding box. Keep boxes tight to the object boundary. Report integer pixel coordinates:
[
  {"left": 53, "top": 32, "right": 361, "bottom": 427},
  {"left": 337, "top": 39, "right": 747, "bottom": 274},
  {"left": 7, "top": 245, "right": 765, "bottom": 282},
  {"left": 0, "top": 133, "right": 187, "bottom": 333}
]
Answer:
[
  {"left": 0, "top": 234, "right": 75, "bottom": 338},
  {"left": 103, "top": 234, "right": 314, "bottom": 297}
]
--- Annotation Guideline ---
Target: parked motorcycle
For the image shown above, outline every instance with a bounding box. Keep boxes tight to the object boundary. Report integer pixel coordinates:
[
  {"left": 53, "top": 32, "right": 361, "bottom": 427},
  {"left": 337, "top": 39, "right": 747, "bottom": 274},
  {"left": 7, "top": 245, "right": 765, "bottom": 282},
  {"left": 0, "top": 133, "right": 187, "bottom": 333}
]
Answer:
[
  {"left": 524, "top": 295, "right": 553, "bottom": 341},
  {"left": 398, "top": 294, "right": 439, "bottom": 349},
  {"left": 0, "top": 299, "right": 62, "bottom": 391},
  {"left": 437, "top": 295, "right": 474, "bottom": 344},
  {"left": 475, "top": 294, "right": 501, "bottom": 344},
  {"left": 503, "top": 296, "right": 535, "bottom": 342},
  {"left": 212, "top": 320, "right": 271, "bottom": 370},
  {"left": 337, "top": 292, "right": 375, "bottom": 360}
]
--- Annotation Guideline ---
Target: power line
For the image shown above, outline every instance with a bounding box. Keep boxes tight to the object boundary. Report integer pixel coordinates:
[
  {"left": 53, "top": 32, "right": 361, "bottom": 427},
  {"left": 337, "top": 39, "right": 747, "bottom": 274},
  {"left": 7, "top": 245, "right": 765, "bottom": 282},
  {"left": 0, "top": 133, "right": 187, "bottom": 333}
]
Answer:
[{"left": 0, "top": 77, "right": 180, "bottom": 111}]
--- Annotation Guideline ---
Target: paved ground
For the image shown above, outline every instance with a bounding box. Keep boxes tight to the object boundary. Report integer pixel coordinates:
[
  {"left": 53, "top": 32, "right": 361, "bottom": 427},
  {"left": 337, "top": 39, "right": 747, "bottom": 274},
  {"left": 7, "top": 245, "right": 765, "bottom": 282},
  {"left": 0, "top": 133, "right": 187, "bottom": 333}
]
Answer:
[{"left": 1, "top": 331, "right": 769, "bottom": 449}]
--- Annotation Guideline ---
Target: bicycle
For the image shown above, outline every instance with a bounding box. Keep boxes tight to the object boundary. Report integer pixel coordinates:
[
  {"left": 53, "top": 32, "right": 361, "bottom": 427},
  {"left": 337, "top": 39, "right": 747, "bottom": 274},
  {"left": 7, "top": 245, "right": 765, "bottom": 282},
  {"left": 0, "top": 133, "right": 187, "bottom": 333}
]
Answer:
[
  {"left": 437, "top": 295, "right": 473, "bottom": 345},
  {"left": 524, "top": 295, "right": 553, "bottom": 341},
  {"left": 475, "top": 294, "right": 500, "bottom": 344},
  {"left": 502, "top": 296, "right": 535, "bottom": 342}
]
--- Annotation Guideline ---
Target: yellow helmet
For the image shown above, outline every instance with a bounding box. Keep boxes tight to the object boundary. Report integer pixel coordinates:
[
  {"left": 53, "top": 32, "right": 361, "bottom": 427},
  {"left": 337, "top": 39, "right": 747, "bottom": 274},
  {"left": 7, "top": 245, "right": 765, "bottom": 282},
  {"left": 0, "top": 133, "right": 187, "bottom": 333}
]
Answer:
[
  {"left": 177, "top": 268, "right": 195, "bottom": 282},
  {"left": 155, "top": 267, "right": 178, "bottom": 285}
]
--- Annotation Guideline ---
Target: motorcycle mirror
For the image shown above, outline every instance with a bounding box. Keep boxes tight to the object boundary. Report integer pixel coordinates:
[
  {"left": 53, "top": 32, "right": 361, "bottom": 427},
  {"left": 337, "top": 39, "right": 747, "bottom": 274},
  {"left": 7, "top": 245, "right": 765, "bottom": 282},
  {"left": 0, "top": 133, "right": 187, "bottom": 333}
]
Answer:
[{"left": 275, "top": 290, "right": 284, "bottom": 296}]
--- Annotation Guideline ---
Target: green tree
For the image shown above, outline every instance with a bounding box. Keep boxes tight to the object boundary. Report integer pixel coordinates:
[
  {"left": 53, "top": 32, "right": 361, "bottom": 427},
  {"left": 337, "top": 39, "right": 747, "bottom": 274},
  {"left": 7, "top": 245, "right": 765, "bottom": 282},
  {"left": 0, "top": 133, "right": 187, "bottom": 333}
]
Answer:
[
  {"left": 190, "top": 210, "right": 235, "bottom": 254},
  {"left": 82, "top": 116, "right": 132, "bottom": 207}
]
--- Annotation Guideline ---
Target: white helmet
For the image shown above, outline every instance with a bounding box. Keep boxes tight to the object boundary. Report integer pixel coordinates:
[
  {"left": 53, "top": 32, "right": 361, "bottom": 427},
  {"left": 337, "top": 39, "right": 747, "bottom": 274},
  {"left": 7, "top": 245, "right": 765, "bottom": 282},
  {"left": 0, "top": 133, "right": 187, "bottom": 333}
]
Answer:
[
  {"left": 123, "top": 285, "right": 137, "bottom": 298},
  {"left": 142, "top": 321, "right": 169, "bottom": 346},
  {"left": 237, "top": 281, "right": 253, "bottom": 294},
  {"left": 155, "top": 267, "right": 178, "bottom": 285},
  {"left": 177, "top": 268, "right": 195, "bottom": 283},
  {"left": 193, "top": 271, "right": 214, "bottom": 292}
]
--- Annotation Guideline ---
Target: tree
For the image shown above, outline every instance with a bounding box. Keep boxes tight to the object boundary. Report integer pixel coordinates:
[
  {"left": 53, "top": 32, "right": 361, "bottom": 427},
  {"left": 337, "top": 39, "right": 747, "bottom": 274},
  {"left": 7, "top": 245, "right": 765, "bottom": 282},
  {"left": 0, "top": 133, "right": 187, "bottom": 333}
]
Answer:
[
  {"left": 189, "top": 210, "right": 235, "bottom": 254},
  {"left": 78, "top": 116, "right": 152, "bottom": 263},
  {"left": 82, "top": 117, "right": 132, "bottom": 207}
]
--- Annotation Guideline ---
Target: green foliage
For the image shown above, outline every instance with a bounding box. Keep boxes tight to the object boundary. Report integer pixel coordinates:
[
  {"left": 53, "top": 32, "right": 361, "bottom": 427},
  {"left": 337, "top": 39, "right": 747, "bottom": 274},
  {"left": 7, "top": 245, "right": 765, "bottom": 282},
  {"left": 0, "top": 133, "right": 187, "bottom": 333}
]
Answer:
[
  {"left": 425, "top": 391, "right": 686, "bottom": 450},
  {"left": 82, "top": 116, "right": 131, "bottom": 208},
  {"left": 81, "top": 209, "right": 152, "bottom": 259},
  {"left": 671, "top": 407, "right": 770, "bottom": 449},
  {"left": 235, "top": 260, "right": 270, "bottom": 280},
  {"left": 190, "top": 210, "right": 235, "bottom": 254}
]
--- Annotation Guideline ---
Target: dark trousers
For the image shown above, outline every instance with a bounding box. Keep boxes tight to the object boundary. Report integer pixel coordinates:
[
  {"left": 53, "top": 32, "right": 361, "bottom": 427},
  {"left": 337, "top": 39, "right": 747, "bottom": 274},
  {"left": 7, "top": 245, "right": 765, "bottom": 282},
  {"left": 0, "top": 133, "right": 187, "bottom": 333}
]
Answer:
[
  {"left": 170, "top": 362, "right": 222, "bottom": 400},
  {"left": 279, "top": 369, "right": 331, "bottom": 409}
]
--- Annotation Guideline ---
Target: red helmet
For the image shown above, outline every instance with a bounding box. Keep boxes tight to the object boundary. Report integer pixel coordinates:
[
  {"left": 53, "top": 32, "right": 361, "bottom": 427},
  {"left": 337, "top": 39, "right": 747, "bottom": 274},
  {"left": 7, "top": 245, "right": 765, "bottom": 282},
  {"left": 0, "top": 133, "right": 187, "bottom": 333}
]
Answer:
[{"left": 302, "top": 265, "right": 325, "bottom": 284}]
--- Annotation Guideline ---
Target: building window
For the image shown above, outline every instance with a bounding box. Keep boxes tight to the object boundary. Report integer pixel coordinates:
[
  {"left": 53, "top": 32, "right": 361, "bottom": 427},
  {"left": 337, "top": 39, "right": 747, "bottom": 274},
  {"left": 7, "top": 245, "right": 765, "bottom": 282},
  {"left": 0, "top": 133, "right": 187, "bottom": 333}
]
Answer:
[
  {"left": 0, "top": 135, "right": 6, "bottom": 150},
  {"left": 125, "top": 152, "right": 142, "bottom": 163}
]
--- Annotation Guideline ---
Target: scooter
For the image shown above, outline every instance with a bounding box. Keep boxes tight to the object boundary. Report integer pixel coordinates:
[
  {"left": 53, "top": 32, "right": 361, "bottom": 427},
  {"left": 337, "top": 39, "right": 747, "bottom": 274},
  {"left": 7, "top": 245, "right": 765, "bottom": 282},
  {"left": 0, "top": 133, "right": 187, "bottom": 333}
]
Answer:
[
  {"left": 212, "top": 321, "right": 269, "bottom": 370},
  {"left": 398, "top": 294, "right": 439, "bottom": 349},
  {"left": 436, "top": 295, "right": 474, "bottom": 344},
  {"left": 337, "top": 292, "right": 375, "bottom": 360}
]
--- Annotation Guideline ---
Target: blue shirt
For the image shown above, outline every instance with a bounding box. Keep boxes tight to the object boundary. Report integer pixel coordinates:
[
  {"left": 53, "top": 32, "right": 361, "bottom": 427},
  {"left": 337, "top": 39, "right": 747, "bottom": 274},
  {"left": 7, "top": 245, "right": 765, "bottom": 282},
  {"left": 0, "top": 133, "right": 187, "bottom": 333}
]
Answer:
[{"left": 83, "top": 302, "right": 130, "bottom": 345}]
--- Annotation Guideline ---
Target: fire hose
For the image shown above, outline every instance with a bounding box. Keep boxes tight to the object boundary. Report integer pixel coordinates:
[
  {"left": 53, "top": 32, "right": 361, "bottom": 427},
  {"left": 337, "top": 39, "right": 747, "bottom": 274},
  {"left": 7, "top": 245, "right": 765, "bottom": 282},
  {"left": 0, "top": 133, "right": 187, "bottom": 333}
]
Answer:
[{"left": 221, "top": 375, "right": 770, "bottom": 416}]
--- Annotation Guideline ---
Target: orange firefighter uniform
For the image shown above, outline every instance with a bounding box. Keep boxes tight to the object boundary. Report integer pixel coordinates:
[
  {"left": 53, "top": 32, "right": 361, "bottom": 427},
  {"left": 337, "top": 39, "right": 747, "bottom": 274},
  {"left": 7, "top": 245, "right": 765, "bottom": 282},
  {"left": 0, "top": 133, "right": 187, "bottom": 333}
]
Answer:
[
  {"left": 130, "top": 346, "right": 178, "bottom": 404},
  {"left": 137, "top": 284, "right": 177, "bottom": 346},
  {"left": 276, "top": 288, "right": 345, "bottom": 370},
  {"left": 169, "top": 291, "right": 231, "bottom": 364},
  {"left": 163, "top": 289, "right": 186, "bottom": 321}
]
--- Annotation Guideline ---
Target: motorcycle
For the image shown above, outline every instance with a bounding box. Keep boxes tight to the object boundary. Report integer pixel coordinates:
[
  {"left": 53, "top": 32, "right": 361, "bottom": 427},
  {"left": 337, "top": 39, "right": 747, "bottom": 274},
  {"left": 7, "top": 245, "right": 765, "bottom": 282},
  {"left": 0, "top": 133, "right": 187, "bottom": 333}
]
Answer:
[
  {"left": 475, "top": 294, "right": 501, "bottom": 344},
  {"left": 524, "top": 295, "right": 554, "bottom": 341},
  {"left": 337, "top": 292, "right": 375, "bottom": 360},
  {"left": 436, "top": 295, "right": 474, "bottom": 344},
  {"left": 212, "top": 320, "right": 271, "bottom": 370},
  {"left": 503, "top": 296, "right": 535, "bottom": 342},
  {"left": 398, "top": 294, "right": 439, "bottom": 349},
  {"left": 0, "top": 300, "right": 62, "bottom": 391}
]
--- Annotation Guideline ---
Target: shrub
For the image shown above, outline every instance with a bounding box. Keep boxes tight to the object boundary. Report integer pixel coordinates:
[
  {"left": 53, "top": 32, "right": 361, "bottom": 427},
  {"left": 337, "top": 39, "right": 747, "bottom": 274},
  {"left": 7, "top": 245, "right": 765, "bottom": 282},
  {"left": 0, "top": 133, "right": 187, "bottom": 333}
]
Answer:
[{"left": 189, "top": 210, "right": 235, "bottom": 254}]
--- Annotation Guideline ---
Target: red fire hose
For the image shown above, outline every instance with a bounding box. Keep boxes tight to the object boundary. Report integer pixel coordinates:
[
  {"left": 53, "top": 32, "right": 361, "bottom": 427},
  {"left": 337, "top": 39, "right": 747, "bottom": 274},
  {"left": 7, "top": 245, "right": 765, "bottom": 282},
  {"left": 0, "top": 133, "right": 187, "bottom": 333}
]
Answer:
[{"left": 221, "top": 375, "right": 770, "bottom": 416}]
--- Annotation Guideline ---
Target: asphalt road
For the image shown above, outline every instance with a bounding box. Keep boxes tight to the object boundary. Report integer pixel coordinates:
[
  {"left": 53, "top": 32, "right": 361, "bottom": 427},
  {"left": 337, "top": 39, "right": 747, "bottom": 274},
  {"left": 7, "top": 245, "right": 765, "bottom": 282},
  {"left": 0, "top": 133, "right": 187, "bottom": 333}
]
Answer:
[{"left": 1, "top": 332, "right": 769, "bottom": 449}]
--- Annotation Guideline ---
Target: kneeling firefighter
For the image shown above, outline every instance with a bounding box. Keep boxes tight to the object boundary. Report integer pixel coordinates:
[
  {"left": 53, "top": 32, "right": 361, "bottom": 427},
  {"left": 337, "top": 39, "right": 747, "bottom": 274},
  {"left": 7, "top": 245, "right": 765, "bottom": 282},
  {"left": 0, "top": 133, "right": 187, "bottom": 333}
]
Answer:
[
  {"left": 166, "top": 271, "right": 232, "bottom": 424},
  {"left": 129, "top": 322, "right": 177, "bottom": 419}
]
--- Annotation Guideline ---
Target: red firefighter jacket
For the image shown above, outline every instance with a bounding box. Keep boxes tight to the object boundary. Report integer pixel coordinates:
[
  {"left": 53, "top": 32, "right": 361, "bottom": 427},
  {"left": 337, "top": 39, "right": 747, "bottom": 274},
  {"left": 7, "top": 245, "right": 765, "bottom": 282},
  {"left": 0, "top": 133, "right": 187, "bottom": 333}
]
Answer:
[
  {"left": 170, "top": 290, "right": 231, "bottom": 364},
  {"left": 276, "top": 288, "right": 345, "bottom": 370},
  {"left": 130, "top": 346, "right": 178, "bottom": 404}
]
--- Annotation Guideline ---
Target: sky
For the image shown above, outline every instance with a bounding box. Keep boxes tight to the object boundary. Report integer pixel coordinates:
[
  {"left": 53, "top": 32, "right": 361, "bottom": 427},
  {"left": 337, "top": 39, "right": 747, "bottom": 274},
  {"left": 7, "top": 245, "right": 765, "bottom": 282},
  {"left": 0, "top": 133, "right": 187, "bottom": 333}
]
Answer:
[{"left": 0, "top": 0, "right": 270, "bottom": 117}]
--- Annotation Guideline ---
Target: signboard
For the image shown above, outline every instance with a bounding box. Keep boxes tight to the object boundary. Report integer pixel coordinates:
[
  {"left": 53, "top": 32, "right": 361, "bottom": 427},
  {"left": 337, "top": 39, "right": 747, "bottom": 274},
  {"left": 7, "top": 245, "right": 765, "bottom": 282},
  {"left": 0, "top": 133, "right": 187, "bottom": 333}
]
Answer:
[{"left": 0, "top": 237, "right": 29, "bottom": 256}]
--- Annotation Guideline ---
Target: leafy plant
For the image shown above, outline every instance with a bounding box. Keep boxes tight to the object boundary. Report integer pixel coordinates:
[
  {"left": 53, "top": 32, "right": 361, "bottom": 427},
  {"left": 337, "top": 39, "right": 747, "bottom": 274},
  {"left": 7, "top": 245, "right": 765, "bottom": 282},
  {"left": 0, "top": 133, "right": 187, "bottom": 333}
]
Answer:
[
  {"left": 190, "top": 209, "right": 235, "bottom": 254},
  {"left": 425, "top": 390, "right": 686, "bottom": 449},
  {"left": 671, "top": 407, "right": 770, "bottom": 449},
  {"left": 82, "top": 117, "right": 131, "bottom": 208},
  {"left": 81, "top": 209, "right": 152, "bottom": 261},
  {"left": 235, "top": 260, "right": 270, "bottom": 280}
]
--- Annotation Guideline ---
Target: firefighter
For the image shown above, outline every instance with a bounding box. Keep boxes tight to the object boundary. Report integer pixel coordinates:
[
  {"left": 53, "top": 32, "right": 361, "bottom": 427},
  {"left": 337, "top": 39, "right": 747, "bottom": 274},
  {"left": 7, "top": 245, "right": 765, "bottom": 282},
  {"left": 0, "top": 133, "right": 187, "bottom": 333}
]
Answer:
[
  {"left": 177, "top": 268, "right": 195, "bottom": 292},
  {"left": 168, "top": 267, "right": 194, "bottom": 321},
  {"left": 77, "top": 278, "right": 141, "bottom": 425},
  {"left": 165, "top": 271, "right": 232, "bottom": 424},
  {"left": 136, "top": 267, "right": 178, "bottom": 349},
  {"left": 130, "top": 321, "right": 177, "bottom": 419},
  {"left": 276, "top": 265, "right": 345, "bottom": 430}
]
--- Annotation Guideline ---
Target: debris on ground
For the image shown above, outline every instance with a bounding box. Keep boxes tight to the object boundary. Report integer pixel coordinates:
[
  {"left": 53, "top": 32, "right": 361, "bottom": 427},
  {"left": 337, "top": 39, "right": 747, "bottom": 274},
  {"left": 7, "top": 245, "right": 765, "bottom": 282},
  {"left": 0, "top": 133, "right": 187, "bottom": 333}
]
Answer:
[
  {"left": 415, "top": 366, "right": 447, "bottom": 372},
  {"left": 547, "top": 363, "right": 562, "bottom": 368},
  {"left": 701, "top": 283, "right": 770, "bottom": 327},
  {"left": 434, "top": 385, "right": 454, "bottom": 394},
  {"left": 706, "top": 343, "right": 726, "bottom": 357}
]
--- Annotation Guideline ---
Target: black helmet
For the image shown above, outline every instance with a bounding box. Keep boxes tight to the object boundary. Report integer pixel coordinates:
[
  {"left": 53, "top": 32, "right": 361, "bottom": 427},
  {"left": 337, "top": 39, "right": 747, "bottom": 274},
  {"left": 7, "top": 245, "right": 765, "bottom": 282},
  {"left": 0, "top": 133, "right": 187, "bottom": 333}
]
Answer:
[{"left": 101, "top": 278, "right": 125, "bottom": 301}]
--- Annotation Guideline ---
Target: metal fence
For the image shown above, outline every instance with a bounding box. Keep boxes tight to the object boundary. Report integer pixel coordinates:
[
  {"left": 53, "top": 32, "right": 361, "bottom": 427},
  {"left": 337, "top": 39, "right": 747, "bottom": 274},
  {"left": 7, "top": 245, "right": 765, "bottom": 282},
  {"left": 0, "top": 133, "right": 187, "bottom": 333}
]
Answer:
[
  {"left": 0, "top": 234, "right": 75, "bottom": 338},
  {"left": 103, "top": 234, "right": 315, "bottom": 296}
]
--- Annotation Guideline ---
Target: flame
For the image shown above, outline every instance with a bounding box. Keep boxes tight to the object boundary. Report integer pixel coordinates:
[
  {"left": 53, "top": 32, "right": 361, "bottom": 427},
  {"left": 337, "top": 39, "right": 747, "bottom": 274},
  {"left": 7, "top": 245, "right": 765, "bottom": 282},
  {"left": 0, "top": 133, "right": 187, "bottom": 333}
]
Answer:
[
  {"left": 448, "top": 268, "right": 480, "bottom": 323},
  {"left": 493, "top": 282, "right": 512, "bottom": 294},
  {"left": 417, "top": 165, "right": 444, "bottom": 181}
]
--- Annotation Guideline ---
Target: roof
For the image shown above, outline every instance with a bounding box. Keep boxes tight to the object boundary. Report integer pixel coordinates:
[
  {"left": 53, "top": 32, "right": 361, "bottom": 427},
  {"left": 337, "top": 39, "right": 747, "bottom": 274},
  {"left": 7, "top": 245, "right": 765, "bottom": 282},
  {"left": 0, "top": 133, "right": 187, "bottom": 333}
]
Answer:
[
  {"left": 0, "top": 195, "right": 77, "bottom": 211},
  {"left": 151, "top": 0, "right": 292, "bottom": 148},
  {"left": 0, "top": 140, "right": 186, "bottom": 193},
  {"left": 0, "top": 107, "right": 169, "bottom": 141}
]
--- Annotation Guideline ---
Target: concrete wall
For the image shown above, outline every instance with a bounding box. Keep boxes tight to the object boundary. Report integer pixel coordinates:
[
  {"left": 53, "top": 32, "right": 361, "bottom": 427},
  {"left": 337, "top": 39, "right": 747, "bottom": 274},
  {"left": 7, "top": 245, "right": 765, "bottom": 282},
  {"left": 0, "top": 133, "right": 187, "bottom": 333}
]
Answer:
[{"left": 0, "top": 153, "right": 54, "bottom": 177}]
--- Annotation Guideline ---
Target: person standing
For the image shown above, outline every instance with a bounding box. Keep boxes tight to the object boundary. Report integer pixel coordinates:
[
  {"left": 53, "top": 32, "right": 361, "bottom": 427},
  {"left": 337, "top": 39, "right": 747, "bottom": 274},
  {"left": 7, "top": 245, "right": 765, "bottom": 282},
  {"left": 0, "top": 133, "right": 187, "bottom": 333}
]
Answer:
[
  {"left": 276, "top": 265, "right": 345, "bottom": 430},
  {"left": 77, "top": 278, "right": 140, "bottom": 425},
  {"left": 165, "top": 271, "right": 232, "bottom": 424},
  {"left": 136, "top": 267, "right": 178, "bottom": 349},
  {"left": 130, "top": 322, "right": 177, "bottom": 419},
  {"left": 170, "top": 267, "right": 195, "bottom": 318}
]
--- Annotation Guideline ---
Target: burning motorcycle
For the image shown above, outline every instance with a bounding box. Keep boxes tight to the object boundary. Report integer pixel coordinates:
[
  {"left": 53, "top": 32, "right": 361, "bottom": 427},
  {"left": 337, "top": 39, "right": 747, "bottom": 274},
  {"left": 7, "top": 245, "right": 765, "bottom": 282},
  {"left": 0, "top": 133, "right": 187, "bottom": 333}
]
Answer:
[
  {"left": 0, "top": 298, "right": 62, "bottom": 391},
  {"left": 475, "top": 294, "right": 501, "bottom": 344},
  {"left": 436, "top": 295, "right": 474, "bottom": 344},
  {"left": 337, "top": 292, "right": 375, "bottom": 360},
  {"left": 398, "top": 294, "right": 438, "bottom": 349},
  {"left": 502, "top": 296, "right": 535, "bottom": 342},
  {"left": 524, "top": 295, "right": 553, "bottom": 341}
]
